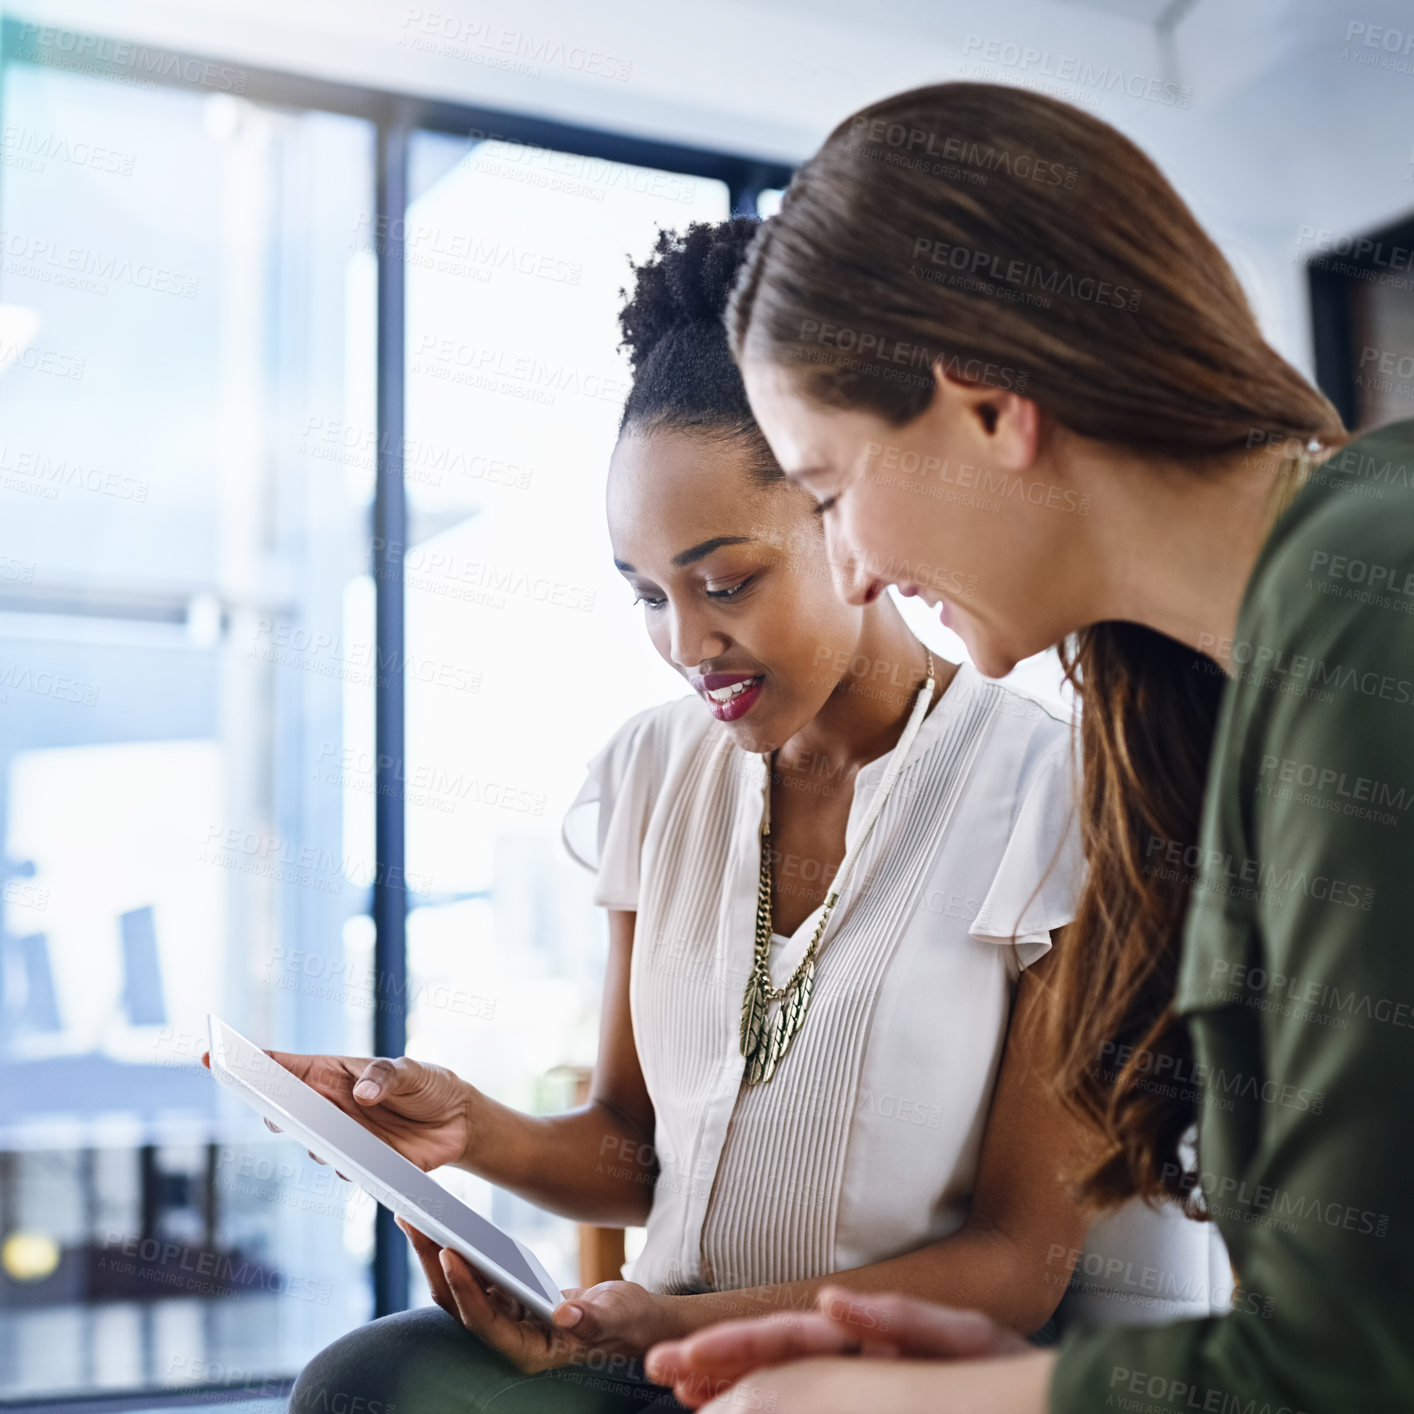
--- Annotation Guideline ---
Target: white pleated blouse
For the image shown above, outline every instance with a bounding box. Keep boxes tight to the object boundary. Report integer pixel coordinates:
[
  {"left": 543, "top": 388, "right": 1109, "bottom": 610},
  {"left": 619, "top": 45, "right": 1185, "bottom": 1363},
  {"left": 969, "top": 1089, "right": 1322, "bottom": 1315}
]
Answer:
[{"left": 563, "top": 662, "right": 1221, "bottom": 1320}]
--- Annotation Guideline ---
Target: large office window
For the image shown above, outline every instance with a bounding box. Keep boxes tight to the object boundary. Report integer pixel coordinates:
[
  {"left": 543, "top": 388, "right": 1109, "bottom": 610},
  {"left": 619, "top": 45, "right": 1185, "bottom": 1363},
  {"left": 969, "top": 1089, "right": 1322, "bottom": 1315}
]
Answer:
[
  {"left": 0, "top": 24, "right": 789, "bottom": 1404},
  {"left": 0, "top": 55, "right": 377, "bottom": 1402}
]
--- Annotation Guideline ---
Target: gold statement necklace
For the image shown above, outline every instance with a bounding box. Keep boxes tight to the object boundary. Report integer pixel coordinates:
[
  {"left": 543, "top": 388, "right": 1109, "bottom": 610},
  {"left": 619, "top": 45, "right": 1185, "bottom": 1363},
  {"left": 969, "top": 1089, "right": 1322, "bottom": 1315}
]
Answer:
[{"left": 740, "top": 648, "right": 936, "bottom": 1085}]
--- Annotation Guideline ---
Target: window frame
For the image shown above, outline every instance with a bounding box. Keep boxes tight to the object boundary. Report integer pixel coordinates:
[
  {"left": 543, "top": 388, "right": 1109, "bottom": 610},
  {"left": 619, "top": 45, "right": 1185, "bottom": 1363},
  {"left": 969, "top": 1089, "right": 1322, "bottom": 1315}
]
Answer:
[{"left": 1307, "top": 208, "right": 1414, "bottom": 430}]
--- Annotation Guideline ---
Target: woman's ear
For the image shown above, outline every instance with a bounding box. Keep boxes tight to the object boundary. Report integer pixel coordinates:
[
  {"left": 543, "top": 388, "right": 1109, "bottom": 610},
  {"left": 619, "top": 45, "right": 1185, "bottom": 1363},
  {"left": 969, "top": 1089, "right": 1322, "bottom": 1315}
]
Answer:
[{"left": 928, "top": 363, "right": 1041, "bottom": 472}]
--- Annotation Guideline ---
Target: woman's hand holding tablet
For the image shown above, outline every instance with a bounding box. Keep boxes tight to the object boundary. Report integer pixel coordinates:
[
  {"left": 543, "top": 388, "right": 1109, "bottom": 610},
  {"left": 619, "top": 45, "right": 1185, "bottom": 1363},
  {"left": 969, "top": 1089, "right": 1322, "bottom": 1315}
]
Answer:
[
  {"left": 398, "top": 1217, "right": 688, "bottom": 1375},
  {"left": 200, "top": 1044, "right": 474, "bottom": 1180},
  {"left": 258, "top": 1050, "right": 473, "bottom": 1174}
]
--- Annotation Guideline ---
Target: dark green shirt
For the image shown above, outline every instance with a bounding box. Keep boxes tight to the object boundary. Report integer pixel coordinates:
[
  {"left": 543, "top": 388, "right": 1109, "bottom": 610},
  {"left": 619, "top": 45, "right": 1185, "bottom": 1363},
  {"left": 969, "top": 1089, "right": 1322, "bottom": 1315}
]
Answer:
[{"left": 1051, "top": 419, "right": 1414, "bottom": 1414}]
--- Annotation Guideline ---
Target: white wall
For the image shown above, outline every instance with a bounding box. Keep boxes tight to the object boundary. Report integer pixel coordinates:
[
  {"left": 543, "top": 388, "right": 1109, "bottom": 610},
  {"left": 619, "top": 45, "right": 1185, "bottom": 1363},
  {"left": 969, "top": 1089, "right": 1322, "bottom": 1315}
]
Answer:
[{"left": 15, "top": 0, "right": 1414, "bottom": 372}]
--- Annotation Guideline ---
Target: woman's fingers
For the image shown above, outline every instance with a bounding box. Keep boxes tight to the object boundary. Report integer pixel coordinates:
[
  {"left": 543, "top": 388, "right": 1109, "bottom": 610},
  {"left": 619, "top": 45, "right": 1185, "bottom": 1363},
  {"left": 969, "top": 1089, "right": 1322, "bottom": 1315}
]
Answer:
[
  {"left": 300, "top": 1149, "right": 349, "bottom": 1180},
  {"left": 438, "top": 1248, "right": 503, "bottom": 1330},
  {"left": 216, "top": 1050, "right": 365, "bottom": 1179},
  {"left": 397, "top": 1223, "right": 525, "bottom": 1343},
  {"left": 397, "top": 1223, "right": 577, "bottom": 1374},
  {"left": 296, "top": 1148, "right": 349, "bottom": 1180},
  {"left": 437, "top": 1249, "right": 559, "bottom": 1370},
  {"left": 234, "top": 1050, "right": 436, "bottom": 1137},
  {"left": 266, "top": 1050, "right": 378, "bottom": 1111},
  {"left": 254, "top": 1098, "right": 342, "bottom": 1175},
  {"left": 351, "top": 1057, "right": 403, "bottom": 1105},
  {"left": 397, "top": 1218, "right": 458, "bottom": 1318},
  {"left": 483, "top": 1280, "right": 529, "bottom": 1323},
  {"left": 645, "top": 1311, "right": 857, "bottom": 1396},
  {"left": 552, "top": 1284, "right": 608, "bottom": 1340},
  {"left": 553, "top": 1280, "right": 660, "bottom": 1348},
  {"left": 350, "top": 1055, "right": 441, "bottom": 1109}
]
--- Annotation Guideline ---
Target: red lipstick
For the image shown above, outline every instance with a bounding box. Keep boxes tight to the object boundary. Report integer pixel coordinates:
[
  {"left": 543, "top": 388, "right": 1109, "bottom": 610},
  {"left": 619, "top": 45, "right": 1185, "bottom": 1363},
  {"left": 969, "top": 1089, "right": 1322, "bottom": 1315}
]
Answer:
[{"left": 688, "top": 671, "right": 766, "bottom": 722}]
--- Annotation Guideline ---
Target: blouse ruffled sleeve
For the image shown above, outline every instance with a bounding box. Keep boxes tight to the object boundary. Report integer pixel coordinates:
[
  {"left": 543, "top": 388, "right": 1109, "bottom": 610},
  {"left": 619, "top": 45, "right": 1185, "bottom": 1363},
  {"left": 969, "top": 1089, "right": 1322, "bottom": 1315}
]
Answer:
[
  {"left": 560, "top": 705, "right": 663, "bottom": 912},
  {"left": 967, "top": 730, "right": 1085, "bottom": 970}
]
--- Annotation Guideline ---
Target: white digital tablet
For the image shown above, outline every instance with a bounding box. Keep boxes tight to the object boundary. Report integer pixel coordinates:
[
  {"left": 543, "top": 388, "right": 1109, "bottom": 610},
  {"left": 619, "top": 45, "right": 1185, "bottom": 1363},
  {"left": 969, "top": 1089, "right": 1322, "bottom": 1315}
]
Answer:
[{"left": 205, "top": 1014, "right": 565, "bottom": 1323}]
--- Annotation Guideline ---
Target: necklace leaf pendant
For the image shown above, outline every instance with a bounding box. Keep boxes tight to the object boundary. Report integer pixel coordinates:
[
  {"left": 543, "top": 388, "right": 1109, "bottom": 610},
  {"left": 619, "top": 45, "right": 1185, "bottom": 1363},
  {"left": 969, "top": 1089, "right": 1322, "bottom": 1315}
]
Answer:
[
  {"left": 784, "top": 956, "right": 814, "bottom": 1037},
  {"left": 739, "top": 973, "right": 768, "bottom": 1061},
  {"left": 755, "top": 1005, "right": 789, "bottom": 1085},
  {"left": 744, "top": 957, "right": 815, "bottom": 1086}
]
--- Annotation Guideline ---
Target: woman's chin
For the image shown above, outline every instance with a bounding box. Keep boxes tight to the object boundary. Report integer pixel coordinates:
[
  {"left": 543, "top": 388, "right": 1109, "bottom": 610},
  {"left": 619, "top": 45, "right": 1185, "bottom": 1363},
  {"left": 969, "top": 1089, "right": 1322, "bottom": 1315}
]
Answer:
[
  {"left": 962, "top": 632, "right": 1021, "bottom": 681},
  {"left": 724, "top": 721, "right": 777, "bottom": 755},
  {"left": 716, "top": 704, "right": 796, "bottom": 757}
]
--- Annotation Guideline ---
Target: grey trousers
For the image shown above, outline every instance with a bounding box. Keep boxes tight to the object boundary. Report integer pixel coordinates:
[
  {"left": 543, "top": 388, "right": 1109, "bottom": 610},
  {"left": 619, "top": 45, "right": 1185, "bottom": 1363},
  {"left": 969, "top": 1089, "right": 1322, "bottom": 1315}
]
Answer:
[{"left": 288, "top": 1307, "right": 691, "bottom": 1414}]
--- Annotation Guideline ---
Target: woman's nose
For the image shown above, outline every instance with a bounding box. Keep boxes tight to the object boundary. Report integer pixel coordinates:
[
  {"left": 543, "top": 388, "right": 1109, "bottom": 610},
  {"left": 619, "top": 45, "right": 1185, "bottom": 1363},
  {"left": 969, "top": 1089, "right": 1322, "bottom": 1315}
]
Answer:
[
  {"left": 826, "top": 544, "right": 879, "bottom": 607},
  {"left": 819, "top": 521, "right": 876, "bottom": 606},
  {"left": 668, "top": 607, "right": 728, "bottom": 670}
]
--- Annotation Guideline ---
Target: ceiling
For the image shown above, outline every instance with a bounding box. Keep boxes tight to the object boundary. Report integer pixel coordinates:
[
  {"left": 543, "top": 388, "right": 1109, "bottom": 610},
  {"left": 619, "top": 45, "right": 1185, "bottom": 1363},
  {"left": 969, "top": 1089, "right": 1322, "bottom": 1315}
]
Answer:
[{"left": 1050, "top": 0, "right": 1189, "bottom": 24}]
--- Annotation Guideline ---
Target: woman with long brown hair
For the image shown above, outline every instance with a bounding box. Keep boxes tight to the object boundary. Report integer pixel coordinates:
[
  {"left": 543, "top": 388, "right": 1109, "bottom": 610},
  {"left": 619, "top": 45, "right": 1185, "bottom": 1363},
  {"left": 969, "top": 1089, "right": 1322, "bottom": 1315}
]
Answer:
[{"left": 641, "top": 83, "right": 1414, "bottom": 1412}]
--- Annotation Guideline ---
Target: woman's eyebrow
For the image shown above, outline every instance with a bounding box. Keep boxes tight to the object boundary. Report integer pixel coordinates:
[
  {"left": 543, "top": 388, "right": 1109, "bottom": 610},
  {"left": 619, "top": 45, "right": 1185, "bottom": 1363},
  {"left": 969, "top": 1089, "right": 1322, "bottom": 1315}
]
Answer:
[
  {"left": 613, "top": 535, "right": 756, "bottom": 576},
  {"left": 671, "top": 535, "right": 755, "bottom": 568}
]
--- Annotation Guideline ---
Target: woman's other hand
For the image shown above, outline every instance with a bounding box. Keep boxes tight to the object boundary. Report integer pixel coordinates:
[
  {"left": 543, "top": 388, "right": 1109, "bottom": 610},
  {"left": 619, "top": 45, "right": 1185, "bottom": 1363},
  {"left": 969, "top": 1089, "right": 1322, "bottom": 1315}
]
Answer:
[{"left": 399, "top": 1219, "right": 685, "bottom": 1374}]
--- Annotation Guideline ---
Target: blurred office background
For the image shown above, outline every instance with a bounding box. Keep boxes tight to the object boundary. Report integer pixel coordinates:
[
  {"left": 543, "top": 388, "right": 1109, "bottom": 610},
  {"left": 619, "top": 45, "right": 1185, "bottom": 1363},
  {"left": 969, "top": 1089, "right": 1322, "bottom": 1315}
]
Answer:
[{"left": 0, "top": 0, "right": 1410, "bottom": 1405}]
